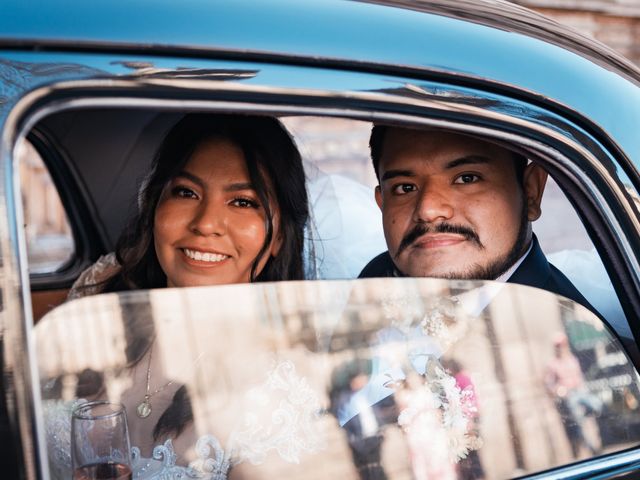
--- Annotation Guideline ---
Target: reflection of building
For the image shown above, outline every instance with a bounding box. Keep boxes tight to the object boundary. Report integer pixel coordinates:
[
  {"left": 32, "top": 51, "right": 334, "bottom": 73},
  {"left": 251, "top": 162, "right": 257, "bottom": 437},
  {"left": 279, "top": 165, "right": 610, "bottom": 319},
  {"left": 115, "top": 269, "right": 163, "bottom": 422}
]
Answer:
[
  {"left": 17, "top": 140, "right": 73, "bottom": 272},
  {"left": 18, "top": 140, "right": 70, "bottom": 238},
  {"left": 474, "top": 286, "right": 575, "bottom": 473},
  {"left": 514, "top": 0, "right": 640, "bottom": 65}
]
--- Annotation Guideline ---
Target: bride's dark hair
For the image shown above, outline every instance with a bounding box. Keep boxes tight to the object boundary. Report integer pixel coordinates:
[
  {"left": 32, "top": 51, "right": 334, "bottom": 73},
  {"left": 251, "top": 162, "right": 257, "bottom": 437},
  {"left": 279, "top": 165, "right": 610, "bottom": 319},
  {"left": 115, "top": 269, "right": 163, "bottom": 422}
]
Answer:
[{"left": 101, "top": 113, "right": 309, "bottom": 292}]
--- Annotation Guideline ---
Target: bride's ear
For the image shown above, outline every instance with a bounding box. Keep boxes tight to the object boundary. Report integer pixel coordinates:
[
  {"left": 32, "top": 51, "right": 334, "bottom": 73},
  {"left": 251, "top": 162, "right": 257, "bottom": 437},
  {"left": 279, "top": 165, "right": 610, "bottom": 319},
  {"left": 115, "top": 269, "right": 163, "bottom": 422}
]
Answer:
[
  {"left": 268, "top": 207, "right": 284, "bottom": 258},
  {"left": 269, "top": 228, "right": 283, "bottom": 258}
]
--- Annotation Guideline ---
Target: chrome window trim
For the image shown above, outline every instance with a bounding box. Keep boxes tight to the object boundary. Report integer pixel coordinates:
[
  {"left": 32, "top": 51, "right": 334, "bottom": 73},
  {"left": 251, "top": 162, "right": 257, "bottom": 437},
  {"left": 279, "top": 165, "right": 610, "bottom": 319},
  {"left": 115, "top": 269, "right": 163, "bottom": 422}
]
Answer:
[
  {"left": 4, "top": 79, "right": 640, "bottom": 479},
  {"left": 527, "top": 447, "right": 640, "bottom": 479}
]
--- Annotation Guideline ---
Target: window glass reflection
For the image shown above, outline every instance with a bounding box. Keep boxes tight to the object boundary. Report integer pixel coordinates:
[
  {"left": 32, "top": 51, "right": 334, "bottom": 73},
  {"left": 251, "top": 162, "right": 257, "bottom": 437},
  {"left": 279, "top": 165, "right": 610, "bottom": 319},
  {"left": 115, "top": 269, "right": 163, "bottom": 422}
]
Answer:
[
  {"left": 36, "top": 279, "right": 640, "bottom": 479},
  {"left": 17, "top": 138, "right": 74, "bottom": 274}
]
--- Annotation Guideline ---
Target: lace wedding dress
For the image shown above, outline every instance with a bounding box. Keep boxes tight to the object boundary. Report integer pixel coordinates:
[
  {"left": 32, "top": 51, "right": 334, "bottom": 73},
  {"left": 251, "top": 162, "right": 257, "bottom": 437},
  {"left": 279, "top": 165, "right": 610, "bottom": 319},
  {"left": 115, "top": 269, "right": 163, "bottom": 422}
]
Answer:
[
  {"left": 44, "top": 361, "right": 325, "bottom": 480},
  {"left": 67, "top": 253, "right": 120, "bottom": 299}
]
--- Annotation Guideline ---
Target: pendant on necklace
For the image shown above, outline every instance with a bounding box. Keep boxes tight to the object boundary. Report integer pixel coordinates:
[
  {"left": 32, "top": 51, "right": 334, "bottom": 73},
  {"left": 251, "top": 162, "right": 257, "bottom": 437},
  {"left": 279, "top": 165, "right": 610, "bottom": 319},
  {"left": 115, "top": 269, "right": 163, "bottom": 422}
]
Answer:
[{"left": 137, "top": 397, "right": 152, "bottom": 419}]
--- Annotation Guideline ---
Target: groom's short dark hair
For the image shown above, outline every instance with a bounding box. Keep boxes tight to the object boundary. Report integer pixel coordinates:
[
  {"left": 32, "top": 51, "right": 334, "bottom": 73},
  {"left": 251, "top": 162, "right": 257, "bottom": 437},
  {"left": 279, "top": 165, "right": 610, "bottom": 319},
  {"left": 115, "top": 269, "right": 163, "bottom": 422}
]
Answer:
[{"left": 369, "top": 124, "right": 527, "bottom": 185}]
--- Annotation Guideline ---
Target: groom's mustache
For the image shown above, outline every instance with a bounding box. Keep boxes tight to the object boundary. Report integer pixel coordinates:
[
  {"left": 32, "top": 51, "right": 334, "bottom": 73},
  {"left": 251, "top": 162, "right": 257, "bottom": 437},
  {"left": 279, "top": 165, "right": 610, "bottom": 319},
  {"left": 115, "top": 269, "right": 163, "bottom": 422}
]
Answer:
[{"left": 396, "top": 222, "right": 483, "bottom": 257}]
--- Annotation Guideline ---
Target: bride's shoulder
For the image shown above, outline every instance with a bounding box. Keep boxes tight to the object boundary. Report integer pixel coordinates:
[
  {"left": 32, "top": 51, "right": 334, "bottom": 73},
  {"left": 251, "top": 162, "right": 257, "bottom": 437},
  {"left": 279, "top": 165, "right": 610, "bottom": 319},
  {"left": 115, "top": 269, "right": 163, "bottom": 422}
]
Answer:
[{"left": 67, "top": 253, "right": 121, "bottom": 300}]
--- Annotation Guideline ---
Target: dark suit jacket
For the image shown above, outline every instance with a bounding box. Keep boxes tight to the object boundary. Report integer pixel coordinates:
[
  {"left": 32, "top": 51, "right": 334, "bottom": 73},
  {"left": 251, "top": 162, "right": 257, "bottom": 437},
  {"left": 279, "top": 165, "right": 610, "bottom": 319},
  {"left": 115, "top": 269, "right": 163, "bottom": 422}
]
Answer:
[
  {"left": 358, "top": 235, "right": 596, "bottom": 314},
  {"left": 333, "top": 391, "right": 398, "bottom": 441}
]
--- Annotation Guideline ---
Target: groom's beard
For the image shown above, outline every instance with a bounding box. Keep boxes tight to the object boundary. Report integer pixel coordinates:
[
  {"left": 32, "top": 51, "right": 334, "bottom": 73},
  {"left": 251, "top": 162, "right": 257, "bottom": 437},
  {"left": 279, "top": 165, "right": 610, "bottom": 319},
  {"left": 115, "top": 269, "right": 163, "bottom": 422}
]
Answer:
[
  {"left": 453, "top": 207, "right": 530, "bottom": 280},
  {"left": 395, "top": 200, "right": 530, "bottom": 281}
]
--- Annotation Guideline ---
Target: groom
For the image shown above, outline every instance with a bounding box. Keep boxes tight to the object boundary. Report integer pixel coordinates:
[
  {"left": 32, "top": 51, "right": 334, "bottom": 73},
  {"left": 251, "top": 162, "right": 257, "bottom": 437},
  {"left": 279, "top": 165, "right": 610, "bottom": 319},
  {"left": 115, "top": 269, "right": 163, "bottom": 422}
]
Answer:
[{"left": 359, "top": 125, "right": 593, "bottom": 310}]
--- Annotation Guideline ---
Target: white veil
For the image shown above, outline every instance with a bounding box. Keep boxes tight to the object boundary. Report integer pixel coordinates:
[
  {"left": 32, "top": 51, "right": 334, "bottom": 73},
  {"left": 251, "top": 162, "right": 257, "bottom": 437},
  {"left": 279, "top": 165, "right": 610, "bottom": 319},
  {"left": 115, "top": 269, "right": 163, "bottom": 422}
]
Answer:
[{"left": 281, "top": 117, "right": 387, "bottom": 280}]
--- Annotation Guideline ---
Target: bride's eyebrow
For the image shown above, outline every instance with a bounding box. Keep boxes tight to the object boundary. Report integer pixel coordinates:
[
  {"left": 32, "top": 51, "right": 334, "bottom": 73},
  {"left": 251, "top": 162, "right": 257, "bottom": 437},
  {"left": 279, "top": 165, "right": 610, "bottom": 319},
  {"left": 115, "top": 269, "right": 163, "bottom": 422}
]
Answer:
[
  {"left": 175, "top": 171, "right": 255, "bottom": 193},
  {"left": 174, "top": 171, "right": 204, "bottom": 188},
  {"left": 225, "top": 182, "right": 254, "bottom": 192}
]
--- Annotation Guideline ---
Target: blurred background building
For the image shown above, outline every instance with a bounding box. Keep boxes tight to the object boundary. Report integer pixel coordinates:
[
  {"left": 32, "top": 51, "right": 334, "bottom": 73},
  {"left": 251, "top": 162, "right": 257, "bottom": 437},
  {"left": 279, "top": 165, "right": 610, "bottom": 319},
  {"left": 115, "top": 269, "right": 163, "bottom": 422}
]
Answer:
[{"left": 513, "top": 0, "right": 640, "bottom": 65}]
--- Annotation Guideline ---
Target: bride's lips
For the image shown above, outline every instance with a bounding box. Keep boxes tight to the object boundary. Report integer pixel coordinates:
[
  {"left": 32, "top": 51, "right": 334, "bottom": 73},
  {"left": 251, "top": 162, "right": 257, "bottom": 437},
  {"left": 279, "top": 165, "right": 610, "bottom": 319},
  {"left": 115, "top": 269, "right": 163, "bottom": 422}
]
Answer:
[
  {"left": 180, "top": 247, "right": 230, "bottom": 266},
  {"left": 412, "top": 234, "right": 466, "bottom": 249}
]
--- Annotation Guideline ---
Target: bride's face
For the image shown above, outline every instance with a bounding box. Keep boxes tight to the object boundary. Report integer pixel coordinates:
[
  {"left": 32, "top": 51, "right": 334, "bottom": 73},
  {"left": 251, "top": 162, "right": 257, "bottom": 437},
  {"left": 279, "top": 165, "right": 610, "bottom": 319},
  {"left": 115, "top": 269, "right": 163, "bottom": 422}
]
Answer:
[{"left": 153, "top": 137, "right": 281, "bottom": 287}]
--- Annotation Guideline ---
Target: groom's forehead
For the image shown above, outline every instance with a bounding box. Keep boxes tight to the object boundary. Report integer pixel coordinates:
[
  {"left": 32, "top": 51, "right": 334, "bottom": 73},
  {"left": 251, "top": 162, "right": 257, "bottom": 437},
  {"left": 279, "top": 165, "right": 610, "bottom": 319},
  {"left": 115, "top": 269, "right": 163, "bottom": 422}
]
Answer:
[{"left": 379, "top": 128, "right": 513, "bottom": 174}]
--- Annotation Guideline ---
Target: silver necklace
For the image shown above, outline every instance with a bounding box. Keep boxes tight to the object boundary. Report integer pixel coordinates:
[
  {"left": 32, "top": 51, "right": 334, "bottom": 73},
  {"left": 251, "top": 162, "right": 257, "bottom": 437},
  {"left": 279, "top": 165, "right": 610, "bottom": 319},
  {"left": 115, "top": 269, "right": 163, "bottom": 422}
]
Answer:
[{"left": 136, "top": 343, "right": 174, "bottom": 419}]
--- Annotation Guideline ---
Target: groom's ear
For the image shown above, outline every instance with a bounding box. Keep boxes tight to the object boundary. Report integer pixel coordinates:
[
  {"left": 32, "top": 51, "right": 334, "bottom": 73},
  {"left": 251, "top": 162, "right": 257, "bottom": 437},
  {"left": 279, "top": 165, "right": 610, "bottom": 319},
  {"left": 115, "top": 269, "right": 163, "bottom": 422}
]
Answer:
[
  {"left": 524, "top": 163, "right": 547, "bottom": 221},
  {"left": 375, "top": 185, "right": 382, "bottom": 210}
]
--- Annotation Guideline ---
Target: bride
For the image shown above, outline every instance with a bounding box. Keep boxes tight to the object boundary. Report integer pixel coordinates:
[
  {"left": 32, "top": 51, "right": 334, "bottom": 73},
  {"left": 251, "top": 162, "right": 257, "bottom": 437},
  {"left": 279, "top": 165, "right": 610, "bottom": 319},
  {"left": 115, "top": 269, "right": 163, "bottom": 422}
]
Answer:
[
  {"left": 47, "top": 113, "right": 310, "bottom": 479},
  {"left": 70, "top": 112, "right": 308, "bottom": 295}
]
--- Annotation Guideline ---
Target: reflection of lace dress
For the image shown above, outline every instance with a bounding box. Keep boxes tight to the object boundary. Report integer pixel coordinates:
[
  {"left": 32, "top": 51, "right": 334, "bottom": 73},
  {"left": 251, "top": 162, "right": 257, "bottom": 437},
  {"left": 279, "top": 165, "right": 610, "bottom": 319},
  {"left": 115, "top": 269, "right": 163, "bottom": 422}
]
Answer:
[
  {"left": 67, "top": 253, "right": 120, "bottom": 300},
  {"left": 43, "top": 361, "right": 324, "bottom": 479}
]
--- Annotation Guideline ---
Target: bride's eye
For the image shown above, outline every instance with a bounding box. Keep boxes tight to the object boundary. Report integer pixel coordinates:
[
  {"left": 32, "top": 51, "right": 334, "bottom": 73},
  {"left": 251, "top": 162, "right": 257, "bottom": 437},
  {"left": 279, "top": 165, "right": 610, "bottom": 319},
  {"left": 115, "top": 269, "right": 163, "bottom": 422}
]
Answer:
[
  {"left": 231, "top": 197, "right": 259, "bottom": 209},
  {"left": 171, "top": 186, "right": 198, "bottom": 199}
]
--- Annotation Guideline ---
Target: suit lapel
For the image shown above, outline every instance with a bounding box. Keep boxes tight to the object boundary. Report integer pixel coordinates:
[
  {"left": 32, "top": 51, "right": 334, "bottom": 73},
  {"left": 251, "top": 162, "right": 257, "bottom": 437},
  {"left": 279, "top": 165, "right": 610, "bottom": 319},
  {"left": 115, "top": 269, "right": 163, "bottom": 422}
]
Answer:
[{"left": 507, "top": 235, "right": 551, "bottom": 290}]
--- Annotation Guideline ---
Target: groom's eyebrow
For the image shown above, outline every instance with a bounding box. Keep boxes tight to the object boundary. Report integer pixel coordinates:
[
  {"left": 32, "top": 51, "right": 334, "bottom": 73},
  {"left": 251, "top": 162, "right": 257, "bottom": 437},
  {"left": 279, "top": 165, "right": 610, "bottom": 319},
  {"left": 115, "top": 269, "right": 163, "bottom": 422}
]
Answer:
[
  {"left": 381, "top": 169, "right": 415, "bottom": 182},
  {"left": 445, "top": 155, "right": 491, "bottom": 169}
]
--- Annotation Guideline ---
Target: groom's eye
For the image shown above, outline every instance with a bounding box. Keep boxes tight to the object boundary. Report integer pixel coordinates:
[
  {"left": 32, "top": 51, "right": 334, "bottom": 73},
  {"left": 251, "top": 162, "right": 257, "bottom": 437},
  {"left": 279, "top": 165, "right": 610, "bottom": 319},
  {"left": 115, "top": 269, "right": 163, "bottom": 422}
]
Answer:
[
  {"left": 392, "top": 183, "right": 416, "bottom": 195},
  {"left": 454, "top": 173, "right": 480, "bottom": 184}
]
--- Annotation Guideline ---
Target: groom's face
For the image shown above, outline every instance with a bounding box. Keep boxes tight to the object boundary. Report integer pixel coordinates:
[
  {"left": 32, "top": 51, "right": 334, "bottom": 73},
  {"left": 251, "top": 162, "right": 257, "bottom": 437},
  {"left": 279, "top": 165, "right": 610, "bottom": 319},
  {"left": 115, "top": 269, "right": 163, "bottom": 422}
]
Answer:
[{"left": 374, "top": 128, "right": 546, "bottom": 280}]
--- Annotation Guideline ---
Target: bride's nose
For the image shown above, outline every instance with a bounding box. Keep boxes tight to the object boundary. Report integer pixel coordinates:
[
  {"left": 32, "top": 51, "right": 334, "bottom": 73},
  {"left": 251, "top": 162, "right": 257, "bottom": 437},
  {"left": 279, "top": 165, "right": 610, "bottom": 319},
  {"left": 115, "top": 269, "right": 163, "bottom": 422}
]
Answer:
[{"left": 188, "top": 199, "right": 226, "bottom": 236}]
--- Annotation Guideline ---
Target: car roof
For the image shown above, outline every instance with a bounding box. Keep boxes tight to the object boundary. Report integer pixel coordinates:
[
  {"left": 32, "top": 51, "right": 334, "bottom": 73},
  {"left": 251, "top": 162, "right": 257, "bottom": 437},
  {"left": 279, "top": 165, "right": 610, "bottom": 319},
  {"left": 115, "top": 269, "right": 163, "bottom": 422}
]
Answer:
[
  {"left": 3, "top": 0, "right": 640, "bottom": 165},
  {"left": 1, "top": 0, "right": 636, "bottom": 79}
]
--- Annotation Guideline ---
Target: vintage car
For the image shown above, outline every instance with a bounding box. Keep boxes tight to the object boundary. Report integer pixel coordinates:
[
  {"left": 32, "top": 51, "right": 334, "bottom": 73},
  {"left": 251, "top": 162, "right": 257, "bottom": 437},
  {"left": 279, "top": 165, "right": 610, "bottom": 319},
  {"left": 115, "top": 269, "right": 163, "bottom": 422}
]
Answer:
[{"left": 2, "top": 0, "right": 640, "bottom": 478}]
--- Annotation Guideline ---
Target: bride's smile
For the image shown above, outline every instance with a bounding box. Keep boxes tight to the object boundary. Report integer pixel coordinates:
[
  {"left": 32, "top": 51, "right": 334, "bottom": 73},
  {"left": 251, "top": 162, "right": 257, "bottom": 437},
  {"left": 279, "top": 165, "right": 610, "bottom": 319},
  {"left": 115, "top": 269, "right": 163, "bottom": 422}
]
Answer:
[{"left": 181, "top": 248, "right": 229, "bottom": 263}]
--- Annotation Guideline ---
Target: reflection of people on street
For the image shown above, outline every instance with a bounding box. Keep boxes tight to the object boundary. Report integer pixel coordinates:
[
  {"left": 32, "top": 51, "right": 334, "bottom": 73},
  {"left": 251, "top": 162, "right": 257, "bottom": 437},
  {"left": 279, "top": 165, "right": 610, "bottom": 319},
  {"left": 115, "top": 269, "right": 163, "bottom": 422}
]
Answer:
[
  {"left": 330, "top": 360, "right": 397, "bottom": 480},
  {"left": 396, "top": 372, "right": 456, "bottom": 480},
  {"left": 444, "top": 359, "right": 485, "bottom": 480},
  {"left": 545, "top": 332, "right": 603, "bottom": 458}
]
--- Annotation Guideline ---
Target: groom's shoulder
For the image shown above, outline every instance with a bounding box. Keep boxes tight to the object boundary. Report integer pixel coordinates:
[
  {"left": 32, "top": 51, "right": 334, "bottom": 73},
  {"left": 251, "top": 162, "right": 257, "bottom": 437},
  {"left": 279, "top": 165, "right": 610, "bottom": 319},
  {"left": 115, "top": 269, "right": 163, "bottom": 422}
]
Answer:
[{"left": 358, "top": 251, "right": 395, "bottom": 278}]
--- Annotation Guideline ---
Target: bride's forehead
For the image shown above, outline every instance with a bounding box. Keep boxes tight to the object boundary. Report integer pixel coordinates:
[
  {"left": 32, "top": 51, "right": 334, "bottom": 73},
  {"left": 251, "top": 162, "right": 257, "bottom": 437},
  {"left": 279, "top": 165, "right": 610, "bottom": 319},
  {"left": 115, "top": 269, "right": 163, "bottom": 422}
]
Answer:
[
  {"left": 188, "top": 139, "right": 248, "bottom": 172},
  {"left": 175, "top": 152, "right": 254, "bottom": 190}
]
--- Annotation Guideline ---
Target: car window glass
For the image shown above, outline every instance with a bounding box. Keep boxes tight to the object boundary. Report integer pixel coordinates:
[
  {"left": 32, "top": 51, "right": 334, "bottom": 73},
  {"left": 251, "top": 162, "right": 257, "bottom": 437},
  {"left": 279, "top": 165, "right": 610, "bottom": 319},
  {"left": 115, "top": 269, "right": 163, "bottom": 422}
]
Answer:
[
  {"left": 17, "top": 138, "right": 74, "bottom": 274},
  {"left": 538, "top": 178, "right": 626, "bottom": 334},
  {"left": 35, "top": 279, "right": 640, "bottom": 479}
]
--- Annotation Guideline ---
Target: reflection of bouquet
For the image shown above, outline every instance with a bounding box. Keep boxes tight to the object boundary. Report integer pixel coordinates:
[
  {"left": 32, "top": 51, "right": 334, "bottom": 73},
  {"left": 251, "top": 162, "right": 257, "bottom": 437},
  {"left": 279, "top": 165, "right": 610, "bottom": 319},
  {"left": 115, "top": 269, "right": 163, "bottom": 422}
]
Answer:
[
  {"left": 381, "top": 294, "right": 471, "bottom": 352},
  {"left": 397, "top": 358, "right": 482, "bottom": 463},
  {"left": 428, "top": 359, "right": 483, "bottom": 461},
  {"left": 380, "top": 291, "right": 483, "bottom": 461}
]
